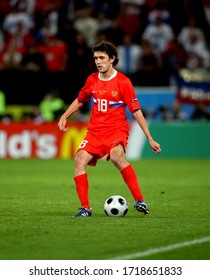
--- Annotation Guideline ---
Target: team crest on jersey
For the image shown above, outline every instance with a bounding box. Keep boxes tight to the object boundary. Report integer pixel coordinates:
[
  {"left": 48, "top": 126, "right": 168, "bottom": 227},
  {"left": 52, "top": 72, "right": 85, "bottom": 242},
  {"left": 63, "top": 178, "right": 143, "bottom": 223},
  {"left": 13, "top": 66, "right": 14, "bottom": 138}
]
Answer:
[{"left": 111, "top": 90, "right": 118, "bottom": 97}]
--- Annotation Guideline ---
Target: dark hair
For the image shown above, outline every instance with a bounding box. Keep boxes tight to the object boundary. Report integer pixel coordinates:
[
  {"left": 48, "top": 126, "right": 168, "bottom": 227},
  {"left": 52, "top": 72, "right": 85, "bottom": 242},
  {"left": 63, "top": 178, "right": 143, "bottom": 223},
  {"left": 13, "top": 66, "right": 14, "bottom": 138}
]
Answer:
[{"left": 92, "top": 41, "right": 119, "bottom": 66}]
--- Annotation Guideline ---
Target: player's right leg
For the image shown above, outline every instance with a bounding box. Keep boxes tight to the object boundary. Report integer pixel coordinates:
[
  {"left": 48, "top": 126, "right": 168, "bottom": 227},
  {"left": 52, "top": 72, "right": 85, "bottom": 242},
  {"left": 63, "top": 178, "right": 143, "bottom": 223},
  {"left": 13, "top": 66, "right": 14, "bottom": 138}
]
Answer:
[
  {"left": 74, "top": 150, "right": 93, "bottom": 176},
  {"left": 73, "top": 150, "right": 93, "bottom": 217}
]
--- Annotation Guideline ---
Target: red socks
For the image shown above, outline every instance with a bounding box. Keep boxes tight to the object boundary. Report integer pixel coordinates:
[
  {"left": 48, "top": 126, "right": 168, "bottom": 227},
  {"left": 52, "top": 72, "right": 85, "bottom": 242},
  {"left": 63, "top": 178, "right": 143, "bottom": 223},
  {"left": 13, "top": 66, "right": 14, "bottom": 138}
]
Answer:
[
  {"left": 74, "top": 165, "right": 144, "bottom": 209},
  {"left": 74, "top": 173, "right": 90, "bottom": 209},
  {"left": 120, "top": 164, "right": 144, "bottom": 201}
]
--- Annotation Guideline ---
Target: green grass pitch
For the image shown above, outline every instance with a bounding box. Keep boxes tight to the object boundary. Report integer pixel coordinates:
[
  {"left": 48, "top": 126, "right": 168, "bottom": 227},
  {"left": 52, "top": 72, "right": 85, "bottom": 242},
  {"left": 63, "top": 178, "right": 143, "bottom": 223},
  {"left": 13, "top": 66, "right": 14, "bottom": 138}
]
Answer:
[{"left": 0, "top": 158, "right": 210, "bottom": 260}]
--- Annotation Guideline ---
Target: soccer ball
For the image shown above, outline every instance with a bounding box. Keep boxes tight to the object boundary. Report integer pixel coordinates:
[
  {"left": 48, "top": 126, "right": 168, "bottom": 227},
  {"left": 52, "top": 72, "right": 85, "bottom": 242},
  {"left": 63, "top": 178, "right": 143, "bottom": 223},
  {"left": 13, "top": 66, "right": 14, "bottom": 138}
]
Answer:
[{"left": 104, "top": 195, "right": 128, "bottom": 217}]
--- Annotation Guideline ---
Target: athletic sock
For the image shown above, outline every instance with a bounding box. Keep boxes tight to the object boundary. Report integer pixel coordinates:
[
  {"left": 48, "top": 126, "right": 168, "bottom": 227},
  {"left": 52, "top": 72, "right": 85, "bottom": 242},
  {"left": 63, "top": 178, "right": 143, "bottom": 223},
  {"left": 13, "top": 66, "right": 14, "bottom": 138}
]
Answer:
[
  {"left": 120, "top": 164, "right": 144, "bottom": 201},
  {"left": 74, "top": 173, "right": 91, "bottom": 210}
]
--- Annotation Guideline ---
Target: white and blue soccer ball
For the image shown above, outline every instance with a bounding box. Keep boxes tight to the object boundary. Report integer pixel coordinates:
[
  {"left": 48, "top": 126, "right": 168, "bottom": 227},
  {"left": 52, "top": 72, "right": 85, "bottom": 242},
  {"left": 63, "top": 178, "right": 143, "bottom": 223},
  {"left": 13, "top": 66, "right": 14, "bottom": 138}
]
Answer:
[{"left": 104, "top": 195, "right": 128, "bottom": 217}]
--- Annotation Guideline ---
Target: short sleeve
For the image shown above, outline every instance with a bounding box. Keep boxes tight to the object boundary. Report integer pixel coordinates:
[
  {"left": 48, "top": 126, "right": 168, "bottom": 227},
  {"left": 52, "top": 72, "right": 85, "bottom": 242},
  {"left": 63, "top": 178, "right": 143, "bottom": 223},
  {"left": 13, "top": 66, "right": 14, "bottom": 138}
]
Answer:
[
  {"left": 120, "top": 76, "right": 141, "bottom": 113},
  {"left": 78, "top": 74, "right": 94, "bottom": 103}
]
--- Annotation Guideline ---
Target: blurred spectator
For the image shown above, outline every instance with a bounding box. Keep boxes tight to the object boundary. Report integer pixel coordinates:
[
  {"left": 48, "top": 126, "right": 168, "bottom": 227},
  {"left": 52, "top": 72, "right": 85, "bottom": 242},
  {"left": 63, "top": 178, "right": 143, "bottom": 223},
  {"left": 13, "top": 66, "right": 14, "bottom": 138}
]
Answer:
[
  {"left": 38, "top": 35, "right": 68, "bottom": 72},
  {"left": 115, "top": 0, "right": 143, "bottom": 38},
  {"left": 142, "top": 14, "right": 174, "bottom": 55},
  {"left": 35, "top": 4, "right": 60, "bottom": 39},
  {"left": 96, "top": 12, "right": 112, "bottom": 33},
  {"left": 203, "top": 0, "right": 210, "bottom": 26},
  {"left": 3, "top": 21, "right": 32, "bottom": 50},
  {"left": 183, "top": 0, "right": 210, "bottom": 45},
  {"left": 74, "top": 6, "right": 99, "bottom": 47},
  {"left": 96, "top": 19, "right": 124, "bottom": 46},
  {"left": 191, "top": 103, "right": 210, "bottom": 120},
  {"left": 132, "top": 39, "right": 166, "bottom": 86},
  {"left": 0, "top": 89, "right": 13, "bottom": 122},
  {"left": 33, "top": 0, "right": 61, "bottom": 38},
  {"left": 153, "top": 105, "right": 173, "bottom": 121},
  {"left": 36, "top": 18, "right": 57, "bottom": 40},
  {"left": 116, "top": 33, "right": 142, "bottom": 77},
  {"left": 39, "top": 90, "right": 65, "bottom": 121},
  {"left": 67, "top": 32, "right": 92, "bottom": 77},
  {"left": 0, "top": 0, "right": 209, "bottom": 109},
  {"left": 20, "top": 41, "right": 46, "bottom": 72},
  {"left": 58, "top": 19, "right": 77, "bottom": 47},
  {"left": 147, "top": 1, "right": 171, "bottom": 26},
  {"left": 0, "top": 35, "right": 24, "bottom": 69},
  {"left": 2, "top": 4, "right": 34, "bottom": 36},
  {"left": 172, "top": 100, "right": 189, "bottom": 121},
  {"left": 10, "top": 0, "right": 36, "bottom": 15},
  {"left": 0, "top": 90, "right": 6, "bottom": 117},
  {"left": 161, "top": 39, "right": 186, "bottom": 84},
  {"left": 178, "top": 16, "right": 207, "bottom": 48},
  {"left": 120, "top": 0, "right": 146, "bottom": 16},
  {"left": 34, "top": 0, "right": 61, "bottom": 17},
  {"left": 177, "top": 16, "right": 210, "bottom": 69},
  {"left": 184, "top": 33, "right": 210, "bottom": 69},
  {"left": 91, "top": 0, "right": 120, "bottom": 20},
  {"left": 21, "top": 105, "right": 44, "bottom": 123},
  {"left": 63, "top": 0, "right": 76, "bottom": 22},
  {"left": 66, "top": 31, "right": 93, "bottom": 113}
]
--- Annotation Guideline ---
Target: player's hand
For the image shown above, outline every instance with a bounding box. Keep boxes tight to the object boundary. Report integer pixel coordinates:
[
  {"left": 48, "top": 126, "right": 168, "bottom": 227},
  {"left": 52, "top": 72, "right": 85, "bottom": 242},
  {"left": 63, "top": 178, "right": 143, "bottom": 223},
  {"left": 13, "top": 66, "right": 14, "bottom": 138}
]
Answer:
[
  {"left": 58, "top": 117, "right": 69, "bottom": 132},
  {"left": 149, "top": 139, "right": 161, "bottom": 154}
]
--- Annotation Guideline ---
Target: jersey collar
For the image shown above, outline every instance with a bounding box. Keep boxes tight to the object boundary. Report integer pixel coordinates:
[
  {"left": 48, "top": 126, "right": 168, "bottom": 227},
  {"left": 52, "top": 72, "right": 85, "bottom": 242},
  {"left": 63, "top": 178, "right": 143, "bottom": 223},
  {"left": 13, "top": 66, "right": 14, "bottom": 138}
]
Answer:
[{"left": 98, "top": 69, "right": 117, "bottom": 81}]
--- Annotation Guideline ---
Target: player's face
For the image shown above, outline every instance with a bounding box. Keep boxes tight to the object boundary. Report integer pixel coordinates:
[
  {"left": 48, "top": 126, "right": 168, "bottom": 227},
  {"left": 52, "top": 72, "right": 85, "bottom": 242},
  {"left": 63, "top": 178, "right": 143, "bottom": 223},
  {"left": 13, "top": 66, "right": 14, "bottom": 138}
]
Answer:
[{"left": 93, "top": 51, "right": 114, "bottom": 74}]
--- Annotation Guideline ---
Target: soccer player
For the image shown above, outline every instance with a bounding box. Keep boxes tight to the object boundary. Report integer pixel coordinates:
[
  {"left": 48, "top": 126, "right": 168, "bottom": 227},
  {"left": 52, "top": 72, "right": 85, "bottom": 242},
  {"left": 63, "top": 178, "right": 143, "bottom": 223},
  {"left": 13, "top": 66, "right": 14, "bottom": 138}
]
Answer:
[{"left": 58, "top": 41, "right": 161, "bottom": 217}]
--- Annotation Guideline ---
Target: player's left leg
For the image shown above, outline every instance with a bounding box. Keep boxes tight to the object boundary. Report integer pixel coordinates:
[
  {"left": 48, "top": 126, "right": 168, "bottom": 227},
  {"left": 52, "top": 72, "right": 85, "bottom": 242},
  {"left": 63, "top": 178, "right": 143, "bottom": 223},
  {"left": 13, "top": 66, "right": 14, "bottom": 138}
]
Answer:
[{"left": 110, "top": 144, "right": 149, "bottom": 214}]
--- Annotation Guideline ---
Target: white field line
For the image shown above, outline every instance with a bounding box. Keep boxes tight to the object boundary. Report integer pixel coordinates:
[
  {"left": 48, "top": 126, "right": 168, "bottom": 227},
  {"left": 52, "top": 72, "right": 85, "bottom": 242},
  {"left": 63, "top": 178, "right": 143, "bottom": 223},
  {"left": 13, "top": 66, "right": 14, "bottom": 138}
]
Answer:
[{"left": 112, "top": 236, "right": 210, "bottom": 260}]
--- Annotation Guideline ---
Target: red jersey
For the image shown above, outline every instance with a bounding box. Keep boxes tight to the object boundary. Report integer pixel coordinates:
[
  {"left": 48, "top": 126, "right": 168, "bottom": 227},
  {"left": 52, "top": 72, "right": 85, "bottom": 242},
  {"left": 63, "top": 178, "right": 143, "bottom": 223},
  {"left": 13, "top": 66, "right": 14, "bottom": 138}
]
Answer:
[{"left": 78, "top": 70, "right": 140, "bottom": 133}]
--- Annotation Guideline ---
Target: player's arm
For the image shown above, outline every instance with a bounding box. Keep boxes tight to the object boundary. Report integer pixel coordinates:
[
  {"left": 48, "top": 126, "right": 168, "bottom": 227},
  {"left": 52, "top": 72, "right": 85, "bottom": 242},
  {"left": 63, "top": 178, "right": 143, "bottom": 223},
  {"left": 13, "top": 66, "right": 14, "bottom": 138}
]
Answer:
[
  {"left": 133, "top": 109, "right": 161, "bottom": 154},
  {"left": 58, "top": 98, "right": 84, "bottom": 131}
]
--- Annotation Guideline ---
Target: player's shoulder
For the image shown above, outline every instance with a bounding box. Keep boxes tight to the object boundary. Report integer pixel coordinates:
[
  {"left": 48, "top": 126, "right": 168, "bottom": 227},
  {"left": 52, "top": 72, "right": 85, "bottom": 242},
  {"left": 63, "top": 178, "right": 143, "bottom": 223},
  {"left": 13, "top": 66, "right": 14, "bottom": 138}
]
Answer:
[
  {"left": 116, "top": 70, "right": 126, "bottom": 78},
  {"left": 116, "top": 71, "right": 130, "bottom": 80},
  {"left": 88, "top": 72, "right": 98, "bottom": 80},
  {"left": 116, "top": 71, "right": 132, "bottom": 85},
  {"left": 85, "top": 72, "right": 98, "bottom": 85}
]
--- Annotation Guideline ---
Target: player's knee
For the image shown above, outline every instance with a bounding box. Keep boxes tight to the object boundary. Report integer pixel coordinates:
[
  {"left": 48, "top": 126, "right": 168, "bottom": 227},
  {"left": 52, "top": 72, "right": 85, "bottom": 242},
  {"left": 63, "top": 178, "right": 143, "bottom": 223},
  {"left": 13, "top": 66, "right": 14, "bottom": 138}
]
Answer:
[
  {"left": 75, "top": 151, "right": 87, "bottom": 169},
  {"left": 110, "top": 148, "right": 123, "bottom": 165}
]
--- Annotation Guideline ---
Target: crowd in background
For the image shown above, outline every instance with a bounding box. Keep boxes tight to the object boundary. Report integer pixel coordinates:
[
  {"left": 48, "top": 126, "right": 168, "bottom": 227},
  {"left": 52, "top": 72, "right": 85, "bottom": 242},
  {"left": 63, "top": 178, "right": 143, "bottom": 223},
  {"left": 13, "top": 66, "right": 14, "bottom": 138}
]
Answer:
[{"left": 0, "top": 0, "right": 210, "bottom": 122}]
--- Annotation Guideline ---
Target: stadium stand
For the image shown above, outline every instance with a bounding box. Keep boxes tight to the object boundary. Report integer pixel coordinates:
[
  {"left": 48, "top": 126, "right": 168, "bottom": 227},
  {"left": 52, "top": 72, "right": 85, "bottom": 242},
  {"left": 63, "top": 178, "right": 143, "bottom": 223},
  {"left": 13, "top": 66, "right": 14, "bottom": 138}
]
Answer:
[{"left": 0, "top": 0, "right": 209, "bottom": 121}]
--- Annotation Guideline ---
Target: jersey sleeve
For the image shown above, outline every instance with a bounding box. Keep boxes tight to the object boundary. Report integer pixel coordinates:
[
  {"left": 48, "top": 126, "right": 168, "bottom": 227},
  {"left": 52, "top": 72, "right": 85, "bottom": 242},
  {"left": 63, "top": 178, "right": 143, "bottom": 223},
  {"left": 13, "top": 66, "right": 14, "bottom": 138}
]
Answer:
[
  {"left": 120, "top": 76, "right": 141, "bottom": 113},
  {"left": 78, "top": 74, "right": 94, "bottom": 103}
]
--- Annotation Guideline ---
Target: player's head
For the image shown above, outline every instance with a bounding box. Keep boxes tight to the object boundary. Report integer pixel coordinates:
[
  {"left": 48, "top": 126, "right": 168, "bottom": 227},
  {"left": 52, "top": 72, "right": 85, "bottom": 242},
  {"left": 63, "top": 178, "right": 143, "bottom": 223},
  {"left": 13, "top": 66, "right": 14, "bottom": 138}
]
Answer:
[{"left": 92, "top": 41, "right": 119, "bottom": 66}]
